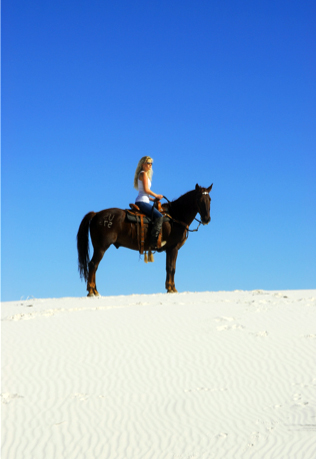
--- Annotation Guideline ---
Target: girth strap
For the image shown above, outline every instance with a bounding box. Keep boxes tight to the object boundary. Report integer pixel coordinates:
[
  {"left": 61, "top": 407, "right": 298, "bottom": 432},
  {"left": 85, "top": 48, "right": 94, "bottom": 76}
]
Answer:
[{"left": 140, "top": 215, "right": 145, "bottom": 255}]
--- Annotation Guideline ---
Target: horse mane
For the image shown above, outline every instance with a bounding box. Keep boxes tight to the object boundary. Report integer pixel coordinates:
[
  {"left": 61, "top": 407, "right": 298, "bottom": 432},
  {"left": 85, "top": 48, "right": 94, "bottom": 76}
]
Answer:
[
  {"left": 172, "top": 189, "right": 196, "bottom": 205},
  {"left": 167, "top": 189, "right": 197, "bottom": 219}
]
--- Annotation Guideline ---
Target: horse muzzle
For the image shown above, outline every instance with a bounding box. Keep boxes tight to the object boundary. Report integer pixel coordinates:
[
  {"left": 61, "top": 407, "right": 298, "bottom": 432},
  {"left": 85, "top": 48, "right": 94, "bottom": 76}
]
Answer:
[{"left": 202, "top": 217, "right": 211, "bottom": 225}]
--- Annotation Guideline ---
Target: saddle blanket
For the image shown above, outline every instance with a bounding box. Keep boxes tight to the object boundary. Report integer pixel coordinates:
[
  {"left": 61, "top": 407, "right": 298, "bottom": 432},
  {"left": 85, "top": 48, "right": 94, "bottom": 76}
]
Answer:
[{"left": 125, "top": 210, "right": 170, "bottom": 225}]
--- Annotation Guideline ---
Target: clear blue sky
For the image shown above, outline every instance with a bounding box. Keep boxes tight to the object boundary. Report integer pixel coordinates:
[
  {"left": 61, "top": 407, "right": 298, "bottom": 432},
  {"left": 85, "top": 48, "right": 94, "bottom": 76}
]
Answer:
[{"left": 2, "top": 0, "right": 315, "bottom": 301}]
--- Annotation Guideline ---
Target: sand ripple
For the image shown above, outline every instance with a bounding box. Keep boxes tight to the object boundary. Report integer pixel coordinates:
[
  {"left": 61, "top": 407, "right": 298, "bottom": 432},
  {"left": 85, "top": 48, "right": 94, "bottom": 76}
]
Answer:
[{"left": 2, "top": 290, "right": 316, "bottom": 458}]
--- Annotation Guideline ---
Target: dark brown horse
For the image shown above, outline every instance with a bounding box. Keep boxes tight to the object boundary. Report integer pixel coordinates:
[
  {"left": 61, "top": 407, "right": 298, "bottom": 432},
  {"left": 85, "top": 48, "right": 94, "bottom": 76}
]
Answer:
[{"left": 77, "top": 184, "right": 213, "bottom": 296}]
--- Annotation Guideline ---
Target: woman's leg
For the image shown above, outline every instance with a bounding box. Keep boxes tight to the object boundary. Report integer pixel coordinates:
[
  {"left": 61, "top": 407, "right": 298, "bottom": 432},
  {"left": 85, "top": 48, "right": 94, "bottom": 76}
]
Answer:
[
  {"left": 152, "top": 206, "right": 163, "bottom": 219},
  {"left": 136, "top": 202, "right": 162, "bottom": 219},
  {"left": 136, "top": 202, "right": 163, "bottom": 248}
]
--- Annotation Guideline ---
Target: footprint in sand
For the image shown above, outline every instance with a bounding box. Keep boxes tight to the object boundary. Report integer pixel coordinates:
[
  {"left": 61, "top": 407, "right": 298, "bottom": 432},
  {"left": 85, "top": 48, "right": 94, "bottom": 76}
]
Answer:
[
  {"left": 72, "top": 393, "right": 89, "bottom": 402},
  {"left": 217, "top": 324, "right": 245, "bottom": 332},
  {"left": 249, "top": 330, "right": 269, "bottom": 338},
  {"left": 214, "top": 316, "right": 245, "bottom": 332},
  {"left": 1, "top": 393, "right": 24, "bottom": 404},
  {"left": 215, "top": 316, "right": 236, "bottom": 322}
]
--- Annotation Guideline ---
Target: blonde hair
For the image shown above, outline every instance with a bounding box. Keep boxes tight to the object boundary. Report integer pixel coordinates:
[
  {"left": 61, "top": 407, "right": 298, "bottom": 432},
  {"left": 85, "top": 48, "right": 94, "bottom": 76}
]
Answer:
[{"left": 133, "top": 156, "right": 154, "bottom": 189}]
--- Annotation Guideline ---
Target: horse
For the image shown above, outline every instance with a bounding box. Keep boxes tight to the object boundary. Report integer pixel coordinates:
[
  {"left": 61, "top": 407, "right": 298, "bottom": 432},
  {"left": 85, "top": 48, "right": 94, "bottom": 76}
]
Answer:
[{"left": 77, "top": 183, "right": 213, "bottom": 296}]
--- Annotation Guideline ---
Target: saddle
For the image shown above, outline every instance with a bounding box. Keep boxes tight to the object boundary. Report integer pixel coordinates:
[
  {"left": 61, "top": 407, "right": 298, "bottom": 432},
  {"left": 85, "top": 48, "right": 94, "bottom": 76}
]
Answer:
[{"left": 125, "top": 202, "right": 170, "bottom": 258}]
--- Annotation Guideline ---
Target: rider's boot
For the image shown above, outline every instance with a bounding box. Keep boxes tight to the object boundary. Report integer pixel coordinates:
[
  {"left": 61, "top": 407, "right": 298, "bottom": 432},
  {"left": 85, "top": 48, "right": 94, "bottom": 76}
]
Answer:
[{"left": 149, "top": 217, "right": 164, "bottom": 249}]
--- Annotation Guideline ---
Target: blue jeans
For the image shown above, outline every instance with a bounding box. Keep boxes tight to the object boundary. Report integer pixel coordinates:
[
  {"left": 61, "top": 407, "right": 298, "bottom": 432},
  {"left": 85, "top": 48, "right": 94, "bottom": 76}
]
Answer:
[{"left": 136, "top": 201, "right": 162, "bottom": 219}]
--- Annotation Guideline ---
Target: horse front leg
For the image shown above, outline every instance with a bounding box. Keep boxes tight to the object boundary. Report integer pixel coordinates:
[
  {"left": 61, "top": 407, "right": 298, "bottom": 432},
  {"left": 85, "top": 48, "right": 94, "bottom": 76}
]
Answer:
[{"left": 165, "top": 247, "right": 179, "bottom": 293}]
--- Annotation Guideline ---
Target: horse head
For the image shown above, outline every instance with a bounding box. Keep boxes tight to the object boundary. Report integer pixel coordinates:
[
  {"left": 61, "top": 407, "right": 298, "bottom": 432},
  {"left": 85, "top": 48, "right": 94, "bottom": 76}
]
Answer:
[{"left": 195, "top": 184, "right": 213, "bottom": 225}]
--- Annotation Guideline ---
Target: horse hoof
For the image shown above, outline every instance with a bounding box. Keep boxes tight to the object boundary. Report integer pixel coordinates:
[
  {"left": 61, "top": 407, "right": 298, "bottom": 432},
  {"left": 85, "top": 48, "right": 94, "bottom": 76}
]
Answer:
[
  {"left": 87, "top": 291, "right": 95, "bottom": 297},
  {"left": 94, "top": 290, "right": 100, "bottom": 297}
]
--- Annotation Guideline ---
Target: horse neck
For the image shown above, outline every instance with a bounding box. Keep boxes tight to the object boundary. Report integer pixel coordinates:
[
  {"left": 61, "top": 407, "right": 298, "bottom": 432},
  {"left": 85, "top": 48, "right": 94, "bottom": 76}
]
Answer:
[{"left": 170, "top": 190, "right": 198, "bottom": 225}]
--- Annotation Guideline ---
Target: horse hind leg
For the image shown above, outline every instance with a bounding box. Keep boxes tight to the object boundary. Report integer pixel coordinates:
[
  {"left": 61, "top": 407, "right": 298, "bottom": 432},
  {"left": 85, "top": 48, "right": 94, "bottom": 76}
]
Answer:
[
  {"left": 87, "top": 247, "right": 108, "bottom": 297},
  {"left": 87, "top": 260, "right": 99, "bottom": 297}
]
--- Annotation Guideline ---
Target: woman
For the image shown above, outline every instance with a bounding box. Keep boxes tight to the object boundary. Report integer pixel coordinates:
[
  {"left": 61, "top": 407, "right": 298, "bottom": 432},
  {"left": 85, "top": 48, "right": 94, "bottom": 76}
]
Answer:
[{"left": 134, "top": 156, "right": 164, "bottom": 248}]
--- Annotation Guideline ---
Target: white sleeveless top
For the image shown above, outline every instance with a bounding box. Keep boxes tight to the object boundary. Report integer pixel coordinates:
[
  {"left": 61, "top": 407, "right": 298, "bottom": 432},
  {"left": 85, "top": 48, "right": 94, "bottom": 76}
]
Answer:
[{"left": 136, "top": 174, "right": 151, "bottom": 203}]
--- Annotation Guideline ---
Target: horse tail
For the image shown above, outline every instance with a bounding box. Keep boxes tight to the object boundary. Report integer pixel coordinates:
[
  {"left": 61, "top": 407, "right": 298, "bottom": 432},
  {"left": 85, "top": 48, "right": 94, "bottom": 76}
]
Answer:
[{"left": 77, "top": 211, "right": 96, "bottom": 282}]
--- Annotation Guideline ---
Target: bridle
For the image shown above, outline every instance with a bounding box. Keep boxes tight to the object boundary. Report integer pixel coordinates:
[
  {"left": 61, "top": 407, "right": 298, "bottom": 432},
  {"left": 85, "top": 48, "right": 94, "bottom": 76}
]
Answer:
[
  {"left": 196, "top": 191, "right": 211, "bottom": 226},
  {"left": 162, "top": 192, "right": 210, "bottom": 233}
]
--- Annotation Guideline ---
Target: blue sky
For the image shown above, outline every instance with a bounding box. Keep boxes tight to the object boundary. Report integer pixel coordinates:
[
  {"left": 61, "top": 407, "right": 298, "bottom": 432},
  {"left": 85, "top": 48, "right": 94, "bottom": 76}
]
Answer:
[{"left": 2, "top": 0, "right": 315, "bottom": 301}]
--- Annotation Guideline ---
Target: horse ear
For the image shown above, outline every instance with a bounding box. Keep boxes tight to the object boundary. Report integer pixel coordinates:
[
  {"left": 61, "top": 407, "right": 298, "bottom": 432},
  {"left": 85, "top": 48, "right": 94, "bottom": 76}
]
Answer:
[
  {"left": 195, "top": 184, "right": 200, "bottom": 191},
  {"left": 207, "top": 184, "right": 213, "bottom": 193}
]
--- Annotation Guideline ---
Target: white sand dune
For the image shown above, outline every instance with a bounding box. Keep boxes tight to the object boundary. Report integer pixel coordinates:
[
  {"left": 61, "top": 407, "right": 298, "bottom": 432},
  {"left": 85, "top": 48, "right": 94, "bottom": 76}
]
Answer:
[{"left": 2, "top": 290, "right": 316, "bottom": 458}]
